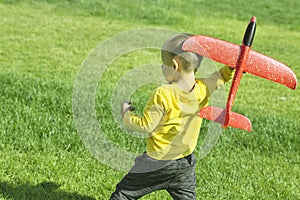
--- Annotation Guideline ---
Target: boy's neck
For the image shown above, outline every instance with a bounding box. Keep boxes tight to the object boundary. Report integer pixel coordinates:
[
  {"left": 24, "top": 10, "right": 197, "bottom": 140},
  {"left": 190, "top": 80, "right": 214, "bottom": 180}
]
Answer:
[{"left": 174, "top": 72, "right": 196, "bottom": 92}]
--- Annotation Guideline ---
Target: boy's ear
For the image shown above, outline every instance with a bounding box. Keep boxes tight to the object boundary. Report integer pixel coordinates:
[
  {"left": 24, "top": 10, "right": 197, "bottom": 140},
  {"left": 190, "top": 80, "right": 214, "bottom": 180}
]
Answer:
[{"left": 172, "top": 58, "right": 180, "bottom": 71}]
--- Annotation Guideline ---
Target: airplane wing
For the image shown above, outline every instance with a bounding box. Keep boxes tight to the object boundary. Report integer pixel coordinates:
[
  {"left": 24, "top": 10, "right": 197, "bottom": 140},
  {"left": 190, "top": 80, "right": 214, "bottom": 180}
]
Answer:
[
  {"left": 182, "top": 35, "right": 297, "bottom": 90},
  {"left": 199, "top": 106, "right": 252, "bottom": 132}
]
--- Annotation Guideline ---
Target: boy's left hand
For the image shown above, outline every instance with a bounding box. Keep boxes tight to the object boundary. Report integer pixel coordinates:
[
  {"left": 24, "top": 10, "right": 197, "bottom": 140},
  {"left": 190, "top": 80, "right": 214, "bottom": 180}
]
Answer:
[{"left": 121, "top": 102, "right": 135, "bottom": 117}]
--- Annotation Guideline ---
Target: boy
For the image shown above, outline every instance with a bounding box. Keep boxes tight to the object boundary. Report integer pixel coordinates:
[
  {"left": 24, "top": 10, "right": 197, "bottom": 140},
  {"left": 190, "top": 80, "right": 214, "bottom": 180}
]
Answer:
[{"left": 110, "top": 33, "right": 234, "bottom": 199}]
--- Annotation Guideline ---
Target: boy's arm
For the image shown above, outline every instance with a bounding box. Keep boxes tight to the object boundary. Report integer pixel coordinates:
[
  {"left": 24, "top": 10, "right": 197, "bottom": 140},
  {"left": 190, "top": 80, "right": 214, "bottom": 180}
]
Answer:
[
  {"left": 200, "top": 66, "right": 234, "bottom": 95},
  {"left": 122, "top": 88, "right": 166, "bottom": 133}
]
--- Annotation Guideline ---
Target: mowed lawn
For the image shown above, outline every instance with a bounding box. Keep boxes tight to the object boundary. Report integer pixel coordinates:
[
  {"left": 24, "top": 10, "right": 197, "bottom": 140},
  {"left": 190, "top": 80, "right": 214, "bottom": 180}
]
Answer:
[{"left": 0, "top": 0, "right": 299, "bottom": 199}]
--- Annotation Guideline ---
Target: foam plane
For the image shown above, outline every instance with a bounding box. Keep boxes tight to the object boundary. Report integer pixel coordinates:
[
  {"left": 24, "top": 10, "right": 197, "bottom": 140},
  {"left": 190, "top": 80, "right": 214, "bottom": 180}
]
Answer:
[{"left": 182, "top": 16, "right": 297, "bottom": 132}]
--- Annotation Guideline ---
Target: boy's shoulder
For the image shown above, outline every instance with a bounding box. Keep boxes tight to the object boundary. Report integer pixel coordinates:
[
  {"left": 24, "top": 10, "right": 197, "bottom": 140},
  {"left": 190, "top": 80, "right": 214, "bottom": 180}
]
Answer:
[
  {"left": 156, "top": 81, "right": 207, "bottom": 94},
  {"left": 156, "top": 83, "right": 176, "bottom": 94},
  {"left": 195, "top": 78, "right": 206, "bottom": 85},
  {"left": 195, "top": 78, "right": 209, "bottom": 88},
  {"left": 151, "top": 83, "right": 178, "bottom": 98}
]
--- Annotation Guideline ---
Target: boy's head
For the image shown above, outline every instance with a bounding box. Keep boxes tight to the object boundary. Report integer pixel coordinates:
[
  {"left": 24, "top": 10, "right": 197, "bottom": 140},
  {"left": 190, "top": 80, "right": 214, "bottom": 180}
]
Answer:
[{"left": 161, "top": 33, "right": 203, "bottom": 73}]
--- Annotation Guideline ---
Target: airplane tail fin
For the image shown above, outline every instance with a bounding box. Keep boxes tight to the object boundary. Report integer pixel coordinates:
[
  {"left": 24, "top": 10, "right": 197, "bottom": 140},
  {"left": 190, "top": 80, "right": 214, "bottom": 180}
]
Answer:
[{"left": 199, "top": 106, "right": 252, "bottom": 132}]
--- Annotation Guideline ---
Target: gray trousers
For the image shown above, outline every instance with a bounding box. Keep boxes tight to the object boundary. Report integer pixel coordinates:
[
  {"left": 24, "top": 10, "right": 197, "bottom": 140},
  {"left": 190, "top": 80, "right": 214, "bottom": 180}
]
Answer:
[{"left": 110, "top": 152, "right": 196, "bottom": 200}]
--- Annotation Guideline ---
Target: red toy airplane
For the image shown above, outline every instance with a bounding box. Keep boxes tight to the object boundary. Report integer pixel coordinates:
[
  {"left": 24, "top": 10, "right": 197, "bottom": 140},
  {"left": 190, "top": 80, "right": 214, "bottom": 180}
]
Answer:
[{"left": 182, "top": 16, "right": 297, "bottom": 132}]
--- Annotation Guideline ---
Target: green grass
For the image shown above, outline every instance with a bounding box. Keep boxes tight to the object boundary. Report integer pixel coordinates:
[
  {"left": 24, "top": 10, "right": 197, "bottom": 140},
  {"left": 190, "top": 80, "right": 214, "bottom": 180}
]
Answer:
[{"left": 0, "top": 0, "right": 299, "bottom": 199}]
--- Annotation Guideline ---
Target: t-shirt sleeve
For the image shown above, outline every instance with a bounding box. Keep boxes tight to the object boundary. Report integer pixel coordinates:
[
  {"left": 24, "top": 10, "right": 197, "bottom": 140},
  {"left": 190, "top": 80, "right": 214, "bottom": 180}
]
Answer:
[
  {"left": 199, "top": 65, "right": 234, "bottom": 96},
  {"left": 123, "top": 87, "right": 167, "bottom": 133}
]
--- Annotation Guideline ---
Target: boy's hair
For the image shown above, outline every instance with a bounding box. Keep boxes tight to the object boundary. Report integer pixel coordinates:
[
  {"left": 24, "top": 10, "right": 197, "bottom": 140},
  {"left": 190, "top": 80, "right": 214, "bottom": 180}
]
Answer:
[{"left": 161, "top": 33, "right": 203, "bottom": 72}]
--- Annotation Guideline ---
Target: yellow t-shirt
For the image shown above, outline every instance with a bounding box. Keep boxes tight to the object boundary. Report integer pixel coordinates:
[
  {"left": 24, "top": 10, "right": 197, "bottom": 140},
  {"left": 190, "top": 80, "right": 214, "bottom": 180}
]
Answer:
[{"left": 123, "top": 66, "right": 234, "bottom": 160}]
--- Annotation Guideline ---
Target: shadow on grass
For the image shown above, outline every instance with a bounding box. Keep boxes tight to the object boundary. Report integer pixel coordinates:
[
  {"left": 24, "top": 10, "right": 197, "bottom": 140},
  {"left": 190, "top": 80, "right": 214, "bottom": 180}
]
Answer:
[{"left": 0, "top": 181, "right": 96, "bottom": 200}]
